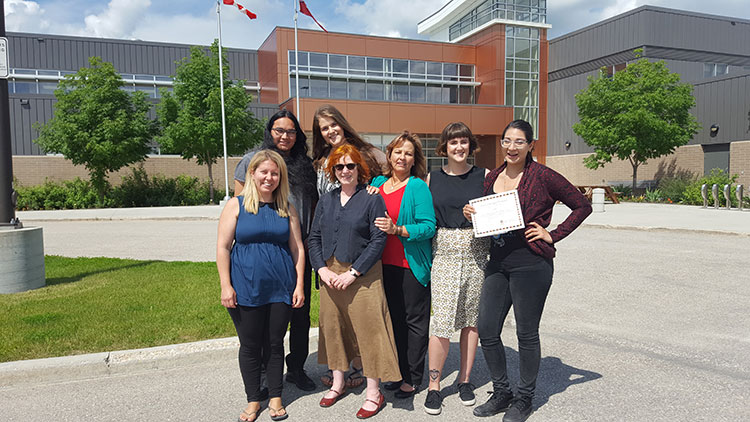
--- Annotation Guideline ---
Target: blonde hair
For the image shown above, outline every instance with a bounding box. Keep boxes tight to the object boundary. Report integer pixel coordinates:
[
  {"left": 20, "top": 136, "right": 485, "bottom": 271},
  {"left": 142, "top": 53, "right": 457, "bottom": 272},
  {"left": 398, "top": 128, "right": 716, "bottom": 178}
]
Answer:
[{"left": 239, "top": 150, "right": 290, "bottom": 217}]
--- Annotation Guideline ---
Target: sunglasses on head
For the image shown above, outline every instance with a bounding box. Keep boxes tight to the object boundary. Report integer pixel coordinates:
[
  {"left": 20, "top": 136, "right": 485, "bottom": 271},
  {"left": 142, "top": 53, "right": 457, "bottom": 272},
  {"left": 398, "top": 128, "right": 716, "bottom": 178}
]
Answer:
[{"left": 333, "top": 163, "right": 357, "bottom": 171}]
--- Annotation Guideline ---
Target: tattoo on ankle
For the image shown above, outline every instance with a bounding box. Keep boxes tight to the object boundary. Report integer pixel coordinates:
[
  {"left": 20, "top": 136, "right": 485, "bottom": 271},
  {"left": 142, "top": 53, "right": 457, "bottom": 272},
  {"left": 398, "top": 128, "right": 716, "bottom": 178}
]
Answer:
[{"left": 429, "top": 369, "right": 440, "bottom": 381}]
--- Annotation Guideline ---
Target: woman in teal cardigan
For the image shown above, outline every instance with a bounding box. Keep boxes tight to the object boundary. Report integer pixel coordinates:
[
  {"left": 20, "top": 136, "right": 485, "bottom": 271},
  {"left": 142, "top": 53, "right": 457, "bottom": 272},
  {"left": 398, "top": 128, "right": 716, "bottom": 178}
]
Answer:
[{"left": 372, "top": 131, "right": 436, "bottom": 398}]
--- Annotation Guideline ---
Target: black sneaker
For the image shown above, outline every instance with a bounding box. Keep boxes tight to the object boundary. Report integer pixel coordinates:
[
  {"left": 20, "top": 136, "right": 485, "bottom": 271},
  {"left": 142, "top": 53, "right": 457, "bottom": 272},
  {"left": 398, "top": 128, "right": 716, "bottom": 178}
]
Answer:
[
  {"left": 457, "top": 382, "right": 476, "bottom": 406},
  {"left": 285, "top": 369, "right": 316, "bottom": 391},
  {"left": 473, "top": 390, "right": 514, "bottom": 417},
  {"left": 502, "top": 397, "right": 533, "bottom": 422},
  {"left": 423, "top": 390, "right": 443, "bottom": 415}
]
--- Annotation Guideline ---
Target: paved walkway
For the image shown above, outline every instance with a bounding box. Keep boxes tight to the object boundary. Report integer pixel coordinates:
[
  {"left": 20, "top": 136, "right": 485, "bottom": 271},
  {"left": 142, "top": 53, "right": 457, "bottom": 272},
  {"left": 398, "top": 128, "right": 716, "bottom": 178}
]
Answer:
[{"left": 3, "top": 202, "right": 749, "bottom": 421}]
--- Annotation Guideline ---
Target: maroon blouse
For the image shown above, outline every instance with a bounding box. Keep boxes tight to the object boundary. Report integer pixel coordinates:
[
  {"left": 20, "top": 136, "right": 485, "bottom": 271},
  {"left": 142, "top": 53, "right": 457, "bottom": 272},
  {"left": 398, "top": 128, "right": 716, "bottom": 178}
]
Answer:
[{"left": 483, "top": 160, "right": 592, "bottom": 259}]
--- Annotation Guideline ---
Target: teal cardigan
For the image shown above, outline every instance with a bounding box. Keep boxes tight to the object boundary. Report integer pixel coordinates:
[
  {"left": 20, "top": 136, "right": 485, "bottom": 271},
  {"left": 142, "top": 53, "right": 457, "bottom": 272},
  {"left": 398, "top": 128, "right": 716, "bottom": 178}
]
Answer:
[{"left": 371, "top": 175, "right": 436, "bottom": 286}]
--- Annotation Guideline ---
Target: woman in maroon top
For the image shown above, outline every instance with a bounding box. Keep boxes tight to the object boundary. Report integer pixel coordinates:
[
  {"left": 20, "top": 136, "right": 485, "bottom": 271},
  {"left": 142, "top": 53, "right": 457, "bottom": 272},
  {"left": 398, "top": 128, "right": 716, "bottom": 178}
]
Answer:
[{"left": 463, "top": 120, "right": 591, "bottom": 422}]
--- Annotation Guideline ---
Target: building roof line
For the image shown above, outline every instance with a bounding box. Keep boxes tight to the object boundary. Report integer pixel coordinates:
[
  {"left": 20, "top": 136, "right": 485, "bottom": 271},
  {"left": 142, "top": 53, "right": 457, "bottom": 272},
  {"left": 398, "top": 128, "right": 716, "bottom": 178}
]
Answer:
[{"left": 549, "top": 5, "right": 750, "bottom": 44}]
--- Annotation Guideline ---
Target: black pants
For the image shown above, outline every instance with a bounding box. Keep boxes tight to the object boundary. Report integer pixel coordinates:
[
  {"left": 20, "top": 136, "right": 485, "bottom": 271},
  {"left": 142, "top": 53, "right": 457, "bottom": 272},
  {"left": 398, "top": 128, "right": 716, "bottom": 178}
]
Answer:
[
  {"left": 285, "top": 258, "right": 312, "bottom": 372},
  {"left": 228, "top": 303, "right": 292, "bottom": 401},
  {"left": 383, "top": 264, "right": 431, "bottom": 388},
  {"left": 477, "top": 244, "right": 553, "bottom": 400}
]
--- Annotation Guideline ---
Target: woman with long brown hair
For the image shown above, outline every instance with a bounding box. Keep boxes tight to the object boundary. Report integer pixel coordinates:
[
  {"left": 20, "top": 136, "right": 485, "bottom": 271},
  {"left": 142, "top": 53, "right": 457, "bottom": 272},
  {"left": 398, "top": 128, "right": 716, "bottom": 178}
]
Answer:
[{"left": 312, "top": 104, "right": 387, "bottom": 196}]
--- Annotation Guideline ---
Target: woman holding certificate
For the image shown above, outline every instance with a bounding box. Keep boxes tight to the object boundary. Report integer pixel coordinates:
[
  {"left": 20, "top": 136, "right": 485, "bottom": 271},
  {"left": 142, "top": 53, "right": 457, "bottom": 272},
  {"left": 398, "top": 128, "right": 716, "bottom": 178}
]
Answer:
[
  {"left": 463, "top": 120, "right": 591, "bottom": 422},
  {"left": 371, "top": 132, "right": 436, "bottom": 400},
  {"left": 422, "top": 122, "right": 489, "bottom": 415}
]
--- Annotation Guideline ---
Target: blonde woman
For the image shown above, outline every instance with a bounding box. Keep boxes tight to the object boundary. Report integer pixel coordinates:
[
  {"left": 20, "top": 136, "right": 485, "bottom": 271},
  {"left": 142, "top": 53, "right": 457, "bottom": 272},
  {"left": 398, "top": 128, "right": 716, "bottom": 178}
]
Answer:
[{"left": 217, "top": 150, "right": 305, "bottom": 422}]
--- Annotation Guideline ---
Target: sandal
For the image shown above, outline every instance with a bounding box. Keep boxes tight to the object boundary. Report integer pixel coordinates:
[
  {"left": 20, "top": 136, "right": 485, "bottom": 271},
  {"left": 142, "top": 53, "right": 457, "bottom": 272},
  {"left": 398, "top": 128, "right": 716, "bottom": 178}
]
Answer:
[
  {"left": 320, "top": 369, "right": 333, "bottom": 387},
  {"left": 345, "top": 365, "right": 365, "bottom": 388},
  {"left": 238, "top": 406, "right": 261, "bottom": 422},
  {"left": 268, "top": 405, "right": 288, "bottom": 421}
]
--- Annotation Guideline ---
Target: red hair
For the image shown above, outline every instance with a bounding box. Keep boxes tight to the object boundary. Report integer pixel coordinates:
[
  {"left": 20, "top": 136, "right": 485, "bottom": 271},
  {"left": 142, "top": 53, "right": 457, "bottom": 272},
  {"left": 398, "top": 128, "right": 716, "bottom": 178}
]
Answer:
[{"left": 326, "top": 144, "right": 371, "bottom": 184}]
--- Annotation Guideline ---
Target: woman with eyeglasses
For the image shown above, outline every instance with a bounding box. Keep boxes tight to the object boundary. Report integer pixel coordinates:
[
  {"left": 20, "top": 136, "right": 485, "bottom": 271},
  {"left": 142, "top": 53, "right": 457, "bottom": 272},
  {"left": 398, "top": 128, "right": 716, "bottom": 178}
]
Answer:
[
  {"left": 233, "top": 110, "right": 319, "bottom": 393},
  {"left": 463, "top": 120, "right": 591, "bottom": 422},
  {"left": 311, "top": 104, "right": 387, "bottom": 388},
  {"left": 308, "top": 144, "right": 401, "bottom": 419}
]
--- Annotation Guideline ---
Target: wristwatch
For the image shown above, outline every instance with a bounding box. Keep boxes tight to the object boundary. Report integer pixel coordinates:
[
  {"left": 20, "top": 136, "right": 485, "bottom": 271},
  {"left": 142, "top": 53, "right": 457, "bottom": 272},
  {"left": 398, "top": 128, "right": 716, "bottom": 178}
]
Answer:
[{"left": 348, "top": 268, "right": 360, "bottom": 277}]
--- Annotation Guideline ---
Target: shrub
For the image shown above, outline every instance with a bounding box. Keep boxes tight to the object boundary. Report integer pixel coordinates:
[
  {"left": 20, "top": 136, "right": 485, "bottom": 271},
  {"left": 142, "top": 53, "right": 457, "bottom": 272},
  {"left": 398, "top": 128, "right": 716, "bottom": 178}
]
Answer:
[
  {"left": 611, "top": 184, "right": 633, "bottom": 199},
  {"left": 644, "top": 188, "right": 663, "bottom": 203},
  {"left": 16, "top": 178, "right": 102, "bottom": 210},
  {"left": 15, "top": 169, "right": 226, "bottom": 210},
  {"left": 657, "top": 173, "right": 695, "bottom": 203},
  {"left": 682, "top": 168, "right": 739, "bottom": 206}
]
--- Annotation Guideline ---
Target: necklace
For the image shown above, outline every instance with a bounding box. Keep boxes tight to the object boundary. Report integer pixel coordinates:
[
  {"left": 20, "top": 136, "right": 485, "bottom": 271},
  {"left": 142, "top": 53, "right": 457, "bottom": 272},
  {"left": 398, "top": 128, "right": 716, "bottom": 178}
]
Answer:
[{"left": 387, "top": 177, "right": 408, "bottom": 192}]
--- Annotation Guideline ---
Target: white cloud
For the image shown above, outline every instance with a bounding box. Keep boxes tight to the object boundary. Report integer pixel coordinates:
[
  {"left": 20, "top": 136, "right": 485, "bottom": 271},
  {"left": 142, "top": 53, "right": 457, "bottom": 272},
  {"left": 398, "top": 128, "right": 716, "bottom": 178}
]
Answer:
[
  {"left": 334, "top": 0, "right": 450, "bottom": 39},
  {"left": 81, "top": 0, "right": 151, "bottom": 39},
  {"left": 5, "top": 0, "right": 50, "bottom": 31}
]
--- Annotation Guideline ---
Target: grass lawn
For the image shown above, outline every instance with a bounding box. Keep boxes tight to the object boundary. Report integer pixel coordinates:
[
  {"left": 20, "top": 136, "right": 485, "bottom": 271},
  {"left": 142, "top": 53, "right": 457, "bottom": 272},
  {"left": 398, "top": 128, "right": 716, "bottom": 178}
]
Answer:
[{"left": 0, "top": 256, "right": 320, "bottom": 363}]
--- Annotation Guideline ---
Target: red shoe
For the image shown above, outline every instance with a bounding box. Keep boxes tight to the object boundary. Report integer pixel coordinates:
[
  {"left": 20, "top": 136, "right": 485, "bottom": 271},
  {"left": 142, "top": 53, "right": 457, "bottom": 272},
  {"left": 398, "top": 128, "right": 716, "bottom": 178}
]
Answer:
[
  {"left": 319, "top": 388, "right": 347, "bottom": 408},
  {"left": 356, "top": 392, "right": 386, "bottom": 419}
]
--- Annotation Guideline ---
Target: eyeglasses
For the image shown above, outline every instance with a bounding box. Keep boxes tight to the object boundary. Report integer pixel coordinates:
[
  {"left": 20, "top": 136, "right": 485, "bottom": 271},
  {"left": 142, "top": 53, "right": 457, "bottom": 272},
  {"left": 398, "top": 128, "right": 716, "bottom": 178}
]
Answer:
[
  {"left": 272, "top": 128, "right": 297, "bottom": 137},
  {"left": 500, "top": 138, "right": 528, "bottom": 147},
  {"left": 333, "top": 163, "right": 357, "bottom": 172}
]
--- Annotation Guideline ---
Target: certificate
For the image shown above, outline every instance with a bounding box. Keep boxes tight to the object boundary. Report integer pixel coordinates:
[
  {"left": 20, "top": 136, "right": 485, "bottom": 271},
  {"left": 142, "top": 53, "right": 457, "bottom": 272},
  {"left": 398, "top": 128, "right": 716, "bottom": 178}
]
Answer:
[{"left": 470, "top": 190, "right": 525, "bottom": 237}]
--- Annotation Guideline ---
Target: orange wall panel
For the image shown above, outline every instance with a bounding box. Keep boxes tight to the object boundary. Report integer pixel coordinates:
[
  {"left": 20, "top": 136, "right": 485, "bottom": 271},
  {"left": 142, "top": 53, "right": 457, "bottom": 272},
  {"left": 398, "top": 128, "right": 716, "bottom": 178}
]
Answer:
[
  {"left": 407, "top": 41, "right": 444, "bottom": 62},
  {"left": 389, "top": 104, "right": 436, "bottom": 133},
  {"left": 328, "top": 34, "right": 367, "bottom": 56},
  {"left": 435, "top": 107, "right": 472, "bottom": 129},
  {"left": 441, "top": 44, "right": 476, "bottom": 64},
  {"left": 365, "top": 37, "right": 410, "bottom": 59}
]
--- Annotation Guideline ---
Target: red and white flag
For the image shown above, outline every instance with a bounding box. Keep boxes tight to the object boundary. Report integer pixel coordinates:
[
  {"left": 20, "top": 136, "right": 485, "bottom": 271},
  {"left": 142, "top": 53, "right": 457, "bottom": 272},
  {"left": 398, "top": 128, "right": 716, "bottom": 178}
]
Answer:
[
  {"left": 299, "top": 1, "right": 327, "bottom": 32},
  {"left": 223, "top": 0, "right": 257, "bottom": 20}
]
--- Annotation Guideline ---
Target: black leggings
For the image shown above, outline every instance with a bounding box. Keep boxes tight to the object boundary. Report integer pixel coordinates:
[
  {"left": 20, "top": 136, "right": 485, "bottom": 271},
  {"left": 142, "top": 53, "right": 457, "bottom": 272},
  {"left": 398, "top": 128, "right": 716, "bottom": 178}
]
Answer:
[
  {"left": 477, "top": 244, "right": 553, "bottom": 400},
  {"left": 228, "top": 303, "right": 292, "bottom": 401},
  {"left": 383, "top": 264, "right": 431, "bottom": 387},
  {"left": 286, "top": 258, "right": 312, "bottom": 372}
]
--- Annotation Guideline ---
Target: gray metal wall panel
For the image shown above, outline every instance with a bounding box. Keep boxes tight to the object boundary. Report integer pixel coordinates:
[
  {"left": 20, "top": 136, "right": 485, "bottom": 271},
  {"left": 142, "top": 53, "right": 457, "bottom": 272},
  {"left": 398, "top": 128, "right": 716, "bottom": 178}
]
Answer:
[
  {"left": 547, "top": 71, "right": 597, "bottom": 156},
  {"left": 550, "top": 7, "right": 750, "bottom": 73}
]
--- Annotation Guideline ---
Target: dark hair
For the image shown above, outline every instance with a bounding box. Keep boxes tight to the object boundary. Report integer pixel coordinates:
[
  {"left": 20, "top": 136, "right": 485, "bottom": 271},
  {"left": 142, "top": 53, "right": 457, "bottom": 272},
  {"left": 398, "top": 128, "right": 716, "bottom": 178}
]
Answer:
[
  {"left": 326, "top": 144, "right": 370, "bottom": 184},
  {"left": 261, "top": 109, "right": 318, "bottom": 202},
  {"left": 384, "top": 131, "right": 427, "bottom": 180},
  {"left": 501, "top": 119, "right": 535, "bottom": 164},
  {"left": 264, "top": 109, "right": 307, "bottom": 156},
  {"left": 436, "top": 122, "right": 479, "bottom": 157},
  {"left": 311, "top": 104, "right": 381, "bottom": 176}
]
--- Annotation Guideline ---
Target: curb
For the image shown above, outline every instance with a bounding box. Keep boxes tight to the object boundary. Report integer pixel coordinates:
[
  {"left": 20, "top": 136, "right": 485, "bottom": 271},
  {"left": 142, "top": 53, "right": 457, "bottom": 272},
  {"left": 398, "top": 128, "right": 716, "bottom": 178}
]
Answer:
[{"left": 0, "top": 328, "right": 319, "bottom": 388}]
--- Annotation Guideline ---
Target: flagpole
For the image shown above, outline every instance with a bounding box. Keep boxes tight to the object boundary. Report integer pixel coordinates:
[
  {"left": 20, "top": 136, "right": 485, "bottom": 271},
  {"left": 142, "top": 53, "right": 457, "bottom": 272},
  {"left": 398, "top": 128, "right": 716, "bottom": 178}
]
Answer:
[
  {"left": 294, "top": 0, "right": 300, "bottom": 119},
  {"left": 217, "top": 1, "right": 230, "bottom": 201}
]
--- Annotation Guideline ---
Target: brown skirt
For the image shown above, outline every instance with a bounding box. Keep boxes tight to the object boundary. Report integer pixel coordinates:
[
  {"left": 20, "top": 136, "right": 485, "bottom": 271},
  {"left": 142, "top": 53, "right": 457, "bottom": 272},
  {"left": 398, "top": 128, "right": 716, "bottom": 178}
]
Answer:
[{"left": 318, "top": 257, "right": 401, "bottom": 382}]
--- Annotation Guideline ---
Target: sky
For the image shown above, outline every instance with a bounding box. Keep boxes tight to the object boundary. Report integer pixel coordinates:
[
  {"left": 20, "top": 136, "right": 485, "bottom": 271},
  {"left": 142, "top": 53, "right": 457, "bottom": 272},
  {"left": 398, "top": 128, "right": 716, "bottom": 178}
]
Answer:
[{"left": 4, "top": 0, "right": 750, "bottom": 49}]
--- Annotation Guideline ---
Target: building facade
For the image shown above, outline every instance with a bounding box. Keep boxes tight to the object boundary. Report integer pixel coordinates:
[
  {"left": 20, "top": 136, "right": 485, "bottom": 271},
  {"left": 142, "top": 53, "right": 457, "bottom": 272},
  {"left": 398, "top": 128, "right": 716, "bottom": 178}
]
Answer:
[
  {"left": 547, "top": 6, "right": 750, "bottom": 188},
  {"left": 9, "top": 0, "right": 551, "bottom": 185}
]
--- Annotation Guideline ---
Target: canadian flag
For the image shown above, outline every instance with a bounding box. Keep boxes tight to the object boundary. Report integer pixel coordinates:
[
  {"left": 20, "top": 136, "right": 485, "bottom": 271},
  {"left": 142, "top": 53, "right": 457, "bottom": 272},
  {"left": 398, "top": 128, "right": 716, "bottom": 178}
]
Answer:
[
  {"left": 223, "top": 0, "right": 257, "bottom": 19},
  {"left": 299, "top": 1, "right": 327, "bottom": 32}
]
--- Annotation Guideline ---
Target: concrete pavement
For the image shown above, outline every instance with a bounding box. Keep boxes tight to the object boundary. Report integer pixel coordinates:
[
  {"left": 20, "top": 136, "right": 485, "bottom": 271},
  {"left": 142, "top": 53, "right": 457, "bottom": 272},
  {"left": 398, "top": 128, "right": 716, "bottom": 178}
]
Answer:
[{"left": 2, "top": 202, "right": 749, "bottom": 421}]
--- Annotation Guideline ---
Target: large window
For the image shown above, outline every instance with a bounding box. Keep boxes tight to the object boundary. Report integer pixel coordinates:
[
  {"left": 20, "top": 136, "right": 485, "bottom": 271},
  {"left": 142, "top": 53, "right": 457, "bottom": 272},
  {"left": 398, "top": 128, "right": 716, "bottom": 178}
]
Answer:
[
  {"left": 505, "top": 26, "right": 540, "bottom": 135},
  {"left": 289, "top": 51, "right": 477, "bottom": 104},
  {"left": 449, "top": 0, "right": 547, "bottom": 41},
  {"left": 8, "top": 68, "right": 258, "bottom": 98}
]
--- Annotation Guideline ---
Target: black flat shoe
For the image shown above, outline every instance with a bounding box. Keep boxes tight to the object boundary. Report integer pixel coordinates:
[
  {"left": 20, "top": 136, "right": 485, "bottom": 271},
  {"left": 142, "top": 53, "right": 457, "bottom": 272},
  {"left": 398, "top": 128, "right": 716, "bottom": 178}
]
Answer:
[
  {"left": 394, "top": 386, "right": 417, "bottom": 399},
  {"left": 286, "top": 369, "right": 316, "bottom": 391},
  {"left": 383, "top": 381, "right": 402, "bottom": 391}
]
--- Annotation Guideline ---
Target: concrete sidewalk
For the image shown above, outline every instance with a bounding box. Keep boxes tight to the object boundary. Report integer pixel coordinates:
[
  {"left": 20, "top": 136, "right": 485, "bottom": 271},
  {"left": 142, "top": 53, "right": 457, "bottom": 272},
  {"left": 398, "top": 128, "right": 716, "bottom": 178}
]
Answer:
[{"left": 3, "top": 202, "right": 750, "bottom": 421}]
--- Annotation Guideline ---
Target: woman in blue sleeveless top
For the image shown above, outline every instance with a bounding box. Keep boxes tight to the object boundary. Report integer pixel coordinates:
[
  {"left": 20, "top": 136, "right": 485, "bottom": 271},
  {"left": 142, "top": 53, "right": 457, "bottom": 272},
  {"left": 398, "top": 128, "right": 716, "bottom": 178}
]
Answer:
[{"left": 217, "top": 150, "right": 305, "bottom": 422}]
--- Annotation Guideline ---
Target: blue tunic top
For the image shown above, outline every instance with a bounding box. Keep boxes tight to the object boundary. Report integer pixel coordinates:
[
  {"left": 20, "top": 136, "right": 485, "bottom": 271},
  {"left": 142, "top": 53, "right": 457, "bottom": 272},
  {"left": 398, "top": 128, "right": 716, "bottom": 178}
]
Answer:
[{"left": 231, "top": 197, "right": 296, "bottom": 307}]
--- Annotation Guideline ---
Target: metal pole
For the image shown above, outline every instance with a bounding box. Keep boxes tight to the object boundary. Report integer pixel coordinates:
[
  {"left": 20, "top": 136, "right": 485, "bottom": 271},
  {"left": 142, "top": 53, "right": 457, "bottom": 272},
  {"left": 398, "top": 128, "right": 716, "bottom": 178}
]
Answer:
[
  {"left": 0, "top": 1, "right": 18, "bottom": 226},
  {"left": 294, "top": 0, "right": 300, "bottom": 119},
  {"left": 217, "top": 1, "right": 230, "bottom": 201}
]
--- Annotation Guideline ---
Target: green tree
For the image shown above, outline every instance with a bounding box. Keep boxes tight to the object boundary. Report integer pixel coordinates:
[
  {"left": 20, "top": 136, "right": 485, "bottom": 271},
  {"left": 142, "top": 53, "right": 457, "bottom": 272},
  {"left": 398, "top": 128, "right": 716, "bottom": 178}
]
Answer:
[
  {"left": 157, "top": 40, "right": 262, "bottom": 202},
  {"left": 34, "top": 57, "right": 153, "bottom": 202},
  {"left": 573, "top": 50, "right": 701, "bottom": 191}
]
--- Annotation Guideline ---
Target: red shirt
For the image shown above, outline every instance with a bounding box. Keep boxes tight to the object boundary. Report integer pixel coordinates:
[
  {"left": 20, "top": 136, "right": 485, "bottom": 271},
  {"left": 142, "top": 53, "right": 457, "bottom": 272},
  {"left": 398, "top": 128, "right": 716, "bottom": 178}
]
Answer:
[{"left": 380, "top": 184, "right": 409, "bottom": 268}]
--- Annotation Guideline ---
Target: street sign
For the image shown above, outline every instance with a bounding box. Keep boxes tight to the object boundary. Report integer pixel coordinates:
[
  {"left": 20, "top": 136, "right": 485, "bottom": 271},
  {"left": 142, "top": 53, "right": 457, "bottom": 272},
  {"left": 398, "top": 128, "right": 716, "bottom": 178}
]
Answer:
[{"left": 0, "top": 38, "right": 8, "bottom": 79}]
